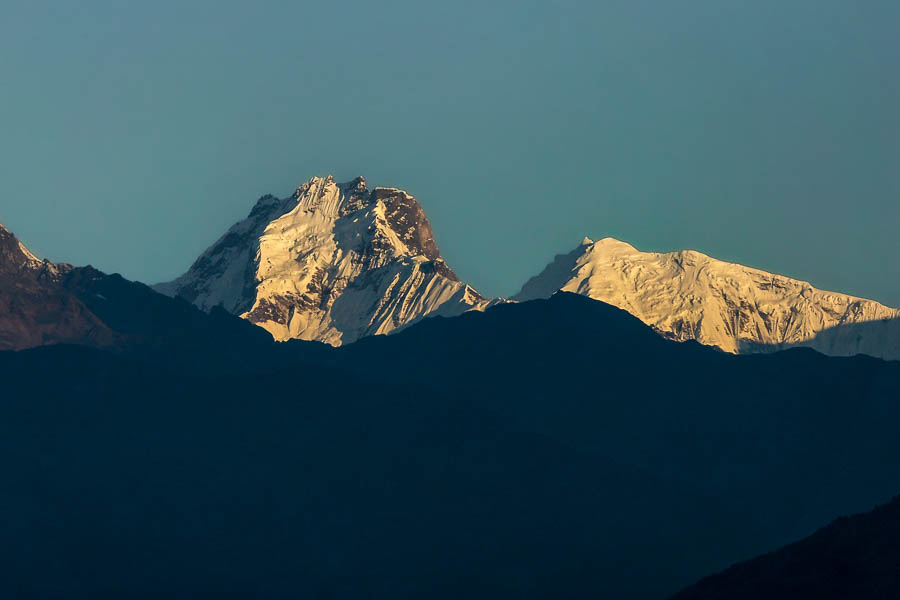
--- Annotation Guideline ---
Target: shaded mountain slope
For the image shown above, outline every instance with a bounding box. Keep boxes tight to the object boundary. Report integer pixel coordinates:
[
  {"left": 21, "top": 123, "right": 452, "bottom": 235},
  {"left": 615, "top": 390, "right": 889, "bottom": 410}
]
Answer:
[
  {"left": 2, "top": 292, "right": 898, "bottom": 597},
  {"left": 0, "top": 344, "right": 728, "bottom": 599},
  {"left": 332, "top": 293, "right": 900, "bottom": 596},
  {"left": 671, "top": 495, "right": 900, "bottom": 599},
  {"left": 60, "top": 266, "right": 329, "bottom": 372}
]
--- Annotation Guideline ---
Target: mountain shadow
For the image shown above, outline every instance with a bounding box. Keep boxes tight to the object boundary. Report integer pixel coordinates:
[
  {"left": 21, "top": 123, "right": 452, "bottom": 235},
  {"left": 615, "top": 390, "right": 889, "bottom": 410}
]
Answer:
[
  {"left": 670, "top": 495, "right": 900, "bottom": 599},
  {"left": 738, "top": 314, "right": 900, "bottom": 362}
]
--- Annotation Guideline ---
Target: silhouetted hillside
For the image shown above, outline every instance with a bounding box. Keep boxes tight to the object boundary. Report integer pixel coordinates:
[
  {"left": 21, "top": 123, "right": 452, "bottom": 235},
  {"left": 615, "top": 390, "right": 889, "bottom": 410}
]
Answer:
[
  {"left": 2, "top": 293, "right": 899, "bottom": 598},
  {"left": 0, "top": 345, "right": 722, "bottom": 599},
  {"left": 671, "top": 496, "right": 900, "bottom": 599},
  {"left": 333, "top": 293, "right": 900, "bottom": 595},
  {"left": 60, "top": 266, "right": 330, "bottom": 372}
]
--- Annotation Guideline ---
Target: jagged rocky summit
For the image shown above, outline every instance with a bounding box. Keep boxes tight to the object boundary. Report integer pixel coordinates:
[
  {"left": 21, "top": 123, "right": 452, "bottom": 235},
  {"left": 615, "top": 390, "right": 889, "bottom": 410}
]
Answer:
[
  {"left": 515, "top": 237, "right": 900, "bottom": 361},
  {"left": 155, "top": 176, "right": 493, "bottom": 346}
]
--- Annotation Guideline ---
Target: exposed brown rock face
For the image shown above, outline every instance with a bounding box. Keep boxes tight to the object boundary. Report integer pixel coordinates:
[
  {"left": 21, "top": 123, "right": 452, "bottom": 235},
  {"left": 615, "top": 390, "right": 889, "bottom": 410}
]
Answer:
[{"left": 0, "top": 225, "right": 116, "bottom": 350}]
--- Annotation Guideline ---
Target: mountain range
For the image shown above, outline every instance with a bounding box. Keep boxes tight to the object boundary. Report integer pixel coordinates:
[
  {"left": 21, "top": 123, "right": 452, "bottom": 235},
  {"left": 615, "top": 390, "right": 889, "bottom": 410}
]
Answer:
[
  {"left": 146, "top": 175, "right": 896, "bottom": 360},
  {"left": 4, "top": 174, "right": 898, "bottom": 360},
  {"left": 2, "top": 174, "right": 900, "bottom": 597}
]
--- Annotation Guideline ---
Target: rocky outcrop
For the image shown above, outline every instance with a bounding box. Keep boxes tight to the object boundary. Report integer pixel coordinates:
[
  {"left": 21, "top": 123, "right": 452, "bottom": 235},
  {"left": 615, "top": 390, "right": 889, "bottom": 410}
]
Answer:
[{"left": 0, "top": 224, "right": 116, "bottom": 350}]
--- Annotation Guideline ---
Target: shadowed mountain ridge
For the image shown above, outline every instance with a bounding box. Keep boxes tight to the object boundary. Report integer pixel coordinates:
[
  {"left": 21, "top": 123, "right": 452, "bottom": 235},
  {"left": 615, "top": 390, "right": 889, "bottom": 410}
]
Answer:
[
  {"left": 671, "top": 495, "right": 900, "bottom": 599},
  {"left": 3, "top": 293, "right": 899, "bottom": 597}
]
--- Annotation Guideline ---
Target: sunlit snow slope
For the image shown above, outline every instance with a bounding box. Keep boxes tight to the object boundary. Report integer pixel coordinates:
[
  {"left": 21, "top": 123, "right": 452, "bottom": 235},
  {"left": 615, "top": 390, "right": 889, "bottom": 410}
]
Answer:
[
  {"left": 514, "top": 237, "right": 900, "bottom": 360},
  {"left": 155, "top": 176, "right": 492, "bottom": 346}
]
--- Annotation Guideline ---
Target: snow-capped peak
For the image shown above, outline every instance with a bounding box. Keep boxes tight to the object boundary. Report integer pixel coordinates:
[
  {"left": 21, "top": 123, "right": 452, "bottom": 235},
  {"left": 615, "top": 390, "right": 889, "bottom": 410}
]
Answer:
[
  {"left": 515, "top": 237, "right": 900, "bottom": 361},
  {"left": 586, "top": 237, "right": 638, "bottom": 254},
  {"left": 155, "top": 176, "right": 493, "bottom": 345}
]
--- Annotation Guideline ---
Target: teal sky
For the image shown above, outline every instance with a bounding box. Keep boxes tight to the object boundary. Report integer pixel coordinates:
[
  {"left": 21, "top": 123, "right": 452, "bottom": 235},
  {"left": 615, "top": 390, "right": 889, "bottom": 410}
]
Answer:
[{"left": 2, "top": 1, "right": 898, "bottom": 305}]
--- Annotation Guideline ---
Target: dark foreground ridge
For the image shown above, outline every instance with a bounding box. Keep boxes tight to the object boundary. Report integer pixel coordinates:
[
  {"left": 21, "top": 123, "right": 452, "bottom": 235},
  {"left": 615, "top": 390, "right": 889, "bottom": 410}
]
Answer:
[
  {"left": 2, "top": 292, "right": 900, "bottom": 598},
  {"left": 671, "top": 495, "right": 900, "bottom": 599}
]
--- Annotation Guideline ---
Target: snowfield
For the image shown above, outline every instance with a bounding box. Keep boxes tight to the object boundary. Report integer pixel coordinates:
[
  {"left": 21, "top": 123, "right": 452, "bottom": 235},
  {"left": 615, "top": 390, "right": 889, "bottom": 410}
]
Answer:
[{"left": 515, "top": 237, "right": 900, "bottom": 360}]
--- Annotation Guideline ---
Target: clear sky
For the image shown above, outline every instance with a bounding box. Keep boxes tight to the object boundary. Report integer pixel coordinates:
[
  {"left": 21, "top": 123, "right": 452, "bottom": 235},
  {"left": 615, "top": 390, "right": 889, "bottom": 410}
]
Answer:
[{"left": 2, "top": 0, "right": 898, "bottom": 305}]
